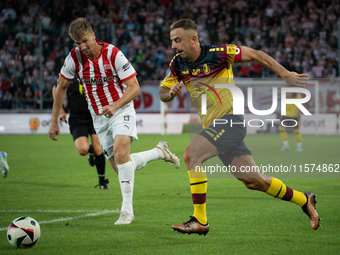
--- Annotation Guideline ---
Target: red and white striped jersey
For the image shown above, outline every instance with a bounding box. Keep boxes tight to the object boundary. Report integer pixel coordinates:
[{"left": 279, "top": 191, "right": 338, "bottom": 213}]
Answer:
[{"left": 60, "top": 40, "right": 137, "bottom": 115}]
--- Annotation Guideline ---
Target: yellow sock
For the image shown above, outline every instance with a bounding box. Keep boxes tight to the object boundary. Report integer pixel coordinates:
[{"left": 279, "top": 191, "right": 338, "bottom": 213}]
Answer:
[
  {"left": 266, "top": 177, "right": 307, "bottom": 207},
  {"left": 279, "top": 126, "right": 287, "bottom": 141},
  {"left": 188, "top": 169, "right": 208, "bottom": 224},
  {"left": 294, "top": 129, "right": 302, "bottom": 142}
]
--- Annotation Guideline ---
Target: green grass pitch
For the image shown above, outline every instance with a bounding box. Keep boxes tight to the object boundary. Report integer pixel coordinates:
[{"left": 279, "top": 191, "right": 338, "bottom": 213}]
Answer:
[{"left": 0, "top": 133, "right": 339, "bottom": 254}]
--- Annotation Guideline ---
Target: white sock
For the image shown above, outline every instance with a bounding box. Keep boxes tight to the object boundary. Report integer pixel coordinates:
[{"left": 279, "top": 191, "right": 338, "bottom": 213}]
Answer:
[
  {"left": 130, "top": 148, "right": 163, "bottom": 171},
  {"left": 297, "top": 142, "right": 302, "bottom": 148},
  {"left": 117, "top": 161, "right": 135, "bottom": 214},
  {"left": 283, "top": 140, "right": 289, "bottom": 146}
]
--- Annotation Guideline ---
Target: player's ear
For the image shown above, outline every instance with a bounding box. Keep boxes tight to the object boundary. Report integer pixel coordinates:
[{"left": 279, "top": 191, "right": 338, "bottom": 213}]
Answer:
[{"left": 190, "top": 34, "right": 198, "bottom": 44}]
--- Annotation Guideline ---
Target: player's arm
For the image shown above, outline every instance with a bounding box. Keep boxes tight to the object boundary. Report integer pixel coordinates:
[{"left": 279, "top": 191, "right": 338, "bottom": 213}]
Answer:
[
  {"left": 52, "top": 86, "right": 67, "bottom": 123},
  {"left": 159, "top": 65, "right": 182, "bottom": 102},
  {"left": 238, "top": 46, "right": 308, "bottom": 87},
  {"left": 102, "top": 76, "right": 140, "bottom": 117},
  {"left": 159, "top": 82, "right": 182, "bottom": 102},
  {"left": 49, "top": 76, "right": 71, "bottom": 140}
]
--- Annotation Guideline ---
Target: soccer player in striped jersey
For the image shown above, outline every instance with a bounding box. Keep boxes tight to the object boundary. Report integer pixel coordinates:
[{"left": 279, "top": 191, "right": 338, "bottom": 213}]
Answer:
[
  {"left": 279, "top": 92, "right": 303, "bottom": 152},
  {"left": 49, "top": 18, "right": 180, "bottom": 225},
  {"left": 53, "top": 78, "right": 109, "bottom": 189},
  {"left": 159, "top": 19, "right": 319, "bottom": 235}
]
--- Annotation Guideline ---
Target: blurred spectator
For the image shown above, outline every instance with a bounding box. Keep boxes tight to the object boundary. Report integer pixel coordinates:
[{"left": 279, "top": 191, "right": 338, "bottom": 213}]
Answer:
[
  {"left": 24, "top": 86, "right": 33, "bottom": 109},
  {"left": 238, "top": 63, "right": 251, "bottom": 77},
  {"left": 34, "top": 86, "right": 41, "bottom": 109},
  {"left": 2, "top": 3, "right": 16, "bottom": 24},
  {"left": 2, "top": 90, "right": 13, "bottom": 109},
  {"left": 325, "top": 62, "right": 337, "bottom": 77},
  {"left": 0, "top": 0, "right": 339, "bottom": 111},
  {"left": 250, "top": 62, "right": 262, "bottom": 78},
  {"left": 1, "top": 76, "right": 10, "bottom": 94},
  {"left": 13, "top": 86, "right": 23, "bottom": 109},
  {"left": 312, "top": 60, "right": 325, "bottom": 78}
]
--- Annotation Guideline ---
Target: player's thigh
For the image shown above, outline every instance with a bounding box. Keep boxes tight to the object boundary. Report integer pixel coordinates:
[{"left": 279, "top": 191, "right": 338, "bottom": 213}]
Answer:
[
  {"left": 184, "top": 134, "right": 219, "bottom": 169},
  {"left": 92, "top": 109, "right": 137, "bottom": 161}
]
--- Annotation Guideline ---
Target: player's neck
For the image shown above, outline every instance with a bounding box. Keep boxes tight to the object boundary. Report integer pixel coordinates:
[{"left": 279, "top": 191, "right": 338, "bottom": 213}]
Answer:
[
  {"left": 88, "top": 43, "right": 102, "bottom": 59},
  {"left": 187, "top": 44, "right": 201, "bottom": 63}
]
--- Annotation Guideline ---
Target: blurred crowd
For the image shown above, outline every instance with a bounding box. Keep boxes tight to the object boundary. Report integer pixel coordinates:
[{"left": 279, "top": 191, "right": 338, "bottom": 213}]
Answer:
[{"left": 0, "top": 0, "right": 339, "bottom": 110}]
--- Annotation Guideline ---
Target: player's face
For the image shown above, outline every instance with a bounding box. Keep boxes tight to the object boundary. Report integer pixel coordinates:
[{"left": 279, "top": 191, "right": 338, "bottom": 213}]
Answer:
[
  {"left": 74, "top": 32, "right": 96, "bottom": 57},
  {"left": 170, "top": 28, "right": 196, "bottom": 61}
]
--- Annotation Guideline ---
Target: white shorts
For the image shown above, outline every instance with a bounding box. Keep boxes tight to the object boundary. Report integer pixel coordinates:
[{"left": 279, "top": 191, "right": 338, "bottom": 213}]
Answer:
[{"left": 91, "top": 107, "right": 138, "bottom": 159}]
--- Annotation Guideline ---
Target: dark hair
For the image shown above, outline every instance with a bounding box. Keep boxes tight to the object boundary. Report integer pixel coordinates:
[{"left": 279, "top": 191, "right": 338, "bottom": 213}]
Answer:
[
  {"left": 170, "top": 19, "right": 197, "bottom": 31},
  {"left": 68, "top": 18, "right": 93, "bottom": 41}
]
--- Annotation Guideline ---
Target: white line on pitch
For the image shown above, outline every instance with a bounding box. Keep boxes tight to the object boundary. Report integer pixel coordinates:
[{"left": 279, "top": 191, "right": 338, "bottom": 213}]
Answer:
[
  {"left": 0, "top": 209, "right": 109, "bottom": 213},
  {"left": 0, "top": 209, "right": 119, "bottom": 231}
]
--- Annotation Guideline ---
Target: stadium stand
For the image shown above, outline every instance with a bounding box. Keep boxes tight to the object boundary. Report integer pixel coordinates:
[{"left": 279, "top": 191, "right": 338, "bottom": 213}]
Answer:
[{"left": 0, "top": 0, "right": 339, "bottom": 110}]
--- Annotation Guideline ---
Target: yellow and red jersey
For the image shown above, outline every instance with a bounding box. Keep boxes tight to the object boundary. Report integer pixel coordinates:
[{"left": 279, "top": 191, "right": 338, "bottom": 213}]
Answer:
[{"left": 161, "top": 44, "right": 242, "bottom": 128}]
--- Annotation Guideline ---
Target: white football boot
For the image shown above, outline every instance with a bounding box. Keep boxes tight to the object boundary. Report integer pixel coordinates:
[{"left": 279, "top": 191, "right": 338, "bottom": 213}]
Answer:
[
  {"left": 156, "top": 141, "right": 180, "bottom": 169},
  {"left": 114, "top": 211, "right": 134, "bottom": 225},
  {"left": 295, "top": 142, "right": 303, "bottom": 152},
  {"left": 280, "top": 140, "right": 290, "bottom": 152}
]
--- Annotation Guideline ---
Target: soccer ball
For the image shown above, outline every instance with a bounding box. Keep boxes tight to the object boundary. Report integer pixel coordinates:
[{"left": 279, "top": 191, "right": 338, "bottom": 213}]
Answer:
[{"left": 7, "top": 216, "right": 41, "bottom": 248}]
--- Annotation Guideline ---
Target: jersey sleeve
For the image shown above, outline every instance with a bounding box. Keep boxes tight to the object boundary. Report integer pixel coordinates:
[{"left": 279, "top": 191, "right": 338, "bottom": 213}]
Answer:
[
  {"left": 161, "top": 58, "right": 180, "bottom": 89},
  {"left": 60, "top": 53, "right": 76, "bottom": 81},
  {"left": 225, "top": 44, "right": 242, "bottom": 63},
  {"left": 114, "top": 50, "right": 136, "bottom": 82}
]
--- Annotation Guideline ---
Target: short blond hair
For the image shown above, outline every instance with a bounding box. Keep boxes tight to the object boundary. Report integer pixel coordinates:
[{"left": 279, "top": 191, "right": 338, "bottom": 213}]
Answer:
[
  {"left": 68, "top": 18, "right": 93, "bottom": 41},
  {"left": 170, "top": 19, "right": 197, "bottom": 32}
]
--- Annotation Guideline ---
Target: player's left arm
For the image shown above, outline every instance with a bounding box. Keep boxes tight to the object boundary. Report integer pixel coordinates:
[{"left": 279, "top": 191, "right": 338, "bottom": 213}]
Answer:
[
  {"left": 49, "top": 76, "right": 71, "bottom": 140},
  {"left": 102, "top": 76, "right": 140, "bottom": 118},
  {"left": 237, "top": 46, "right": 308, "bottom": 87},
  {"left": 52, "top": 86, "right": 68, "bottom": 123}
]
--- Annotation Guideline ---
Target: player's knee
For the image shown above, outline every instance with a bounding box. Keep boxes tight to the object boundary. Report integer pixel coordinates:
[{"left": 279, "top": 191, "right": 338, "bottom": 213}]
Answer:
[
  {"left": 93, "top": 146, "right": 103, "bottom": 156},
  {"left": 278, "top": 126, "right": 285, "bottom": 132},
  {"left": 183, "top": 149, "right": 190, "bottom": 165},
  {"left": 114, "top": 151, "right": 129, "bottom": 165},
  {"left": 77, "top": 147, "right": 88, "bottom": 156}
]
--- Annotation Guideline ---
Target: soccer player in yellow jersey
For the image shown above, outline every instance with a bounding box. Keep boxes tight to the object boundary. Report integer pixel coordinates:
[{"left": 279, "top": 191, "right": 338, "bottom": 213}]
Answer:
[
  {"left": 279, "top": 93, "right": 303, "bottom": 152},
  {"left": 159, "top": 19, "right": 319, "bottom": 235}
]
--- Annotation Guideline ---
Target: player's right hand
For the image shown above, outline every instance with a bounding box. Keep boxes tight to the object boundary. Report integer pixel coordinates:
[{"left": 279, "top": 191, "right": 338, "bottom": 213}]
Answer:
[
  {"left": 49, "top": 122, "right": 60, "bottom": 141},
  {"left": 283, "top": 72, "right": 308, "bottom": 87},
  {"left": 169, "top": 82, "right": 182, "bottom": 98}
]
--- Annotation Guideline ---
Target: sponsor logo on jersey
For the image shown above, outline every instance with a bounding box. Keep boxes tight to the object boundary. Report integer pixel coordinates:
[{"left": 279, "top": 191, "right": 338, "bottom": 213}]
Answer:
[
  {"left": 81, "top": 75, "right": 115, "bottom": 84},
  {"left": 227, "top": 46, "right": 236, "bottom": 54},
  {"left": 192, "top": 69, "right": 200, "bottom": 75},
  {"left": 103, "top": 64, "right": 111, "bottom": 70},
  {"left": 203, "top": 64, "right": 210, "bottom": 75},
  {"left": 122, "top": 62, "right": 131, "bottom": 71},
  {"left": 182, "top": 70, "right": 189, "bottom": 75}
]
